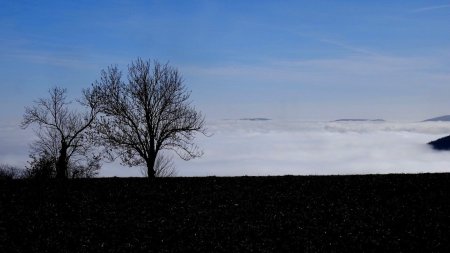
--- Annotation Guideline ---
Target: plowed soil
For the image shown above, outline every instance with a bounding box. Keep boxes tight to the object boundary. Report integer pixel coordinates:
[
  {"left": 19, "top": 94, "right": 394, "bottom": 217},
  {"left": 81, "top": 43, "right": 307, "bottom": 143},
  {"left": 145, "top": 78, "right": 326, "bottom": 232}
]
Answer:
[{"left": 1, "top": 174, "right": 450, "bottom": 252}]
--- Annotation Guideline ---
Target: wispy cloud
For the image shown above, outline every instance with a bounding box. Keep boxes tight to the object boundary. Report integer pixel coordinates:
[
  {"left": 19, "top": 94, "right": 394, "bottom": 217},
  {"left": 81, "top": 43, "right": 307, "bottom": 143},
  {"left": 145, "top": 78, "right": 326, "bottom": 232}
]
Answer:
[
  {"left": 184, "top": 54, "right": 445, "bottom": 88},
  {"left": 317, "top": 38, "right": 378, "bottom": 56},
  {"left": 6, "top": 51, "right": 96, "bottom": 69},
  {"left": 242, "top": 20, "right": 379, "bottom": 57},
  {"left": 279, "top": 26, "right": 378, "bottom": 56},
  {"left": 411, "top": 4, "right": 450, "bottom": 13},
  {"left": 0, "top": 37, "right": 128, "bottom": 70}
]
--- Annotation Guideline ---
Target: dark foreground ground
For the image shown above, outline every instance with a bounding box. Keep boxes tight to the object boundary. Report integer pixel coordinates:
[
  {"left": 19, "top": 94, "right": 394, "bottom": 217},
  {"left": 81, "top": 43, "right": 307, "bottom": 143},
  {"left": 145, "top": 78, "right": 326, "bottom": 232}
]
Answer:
[{"left": 1, "top": 174, "right": 450, "bottom": 252}]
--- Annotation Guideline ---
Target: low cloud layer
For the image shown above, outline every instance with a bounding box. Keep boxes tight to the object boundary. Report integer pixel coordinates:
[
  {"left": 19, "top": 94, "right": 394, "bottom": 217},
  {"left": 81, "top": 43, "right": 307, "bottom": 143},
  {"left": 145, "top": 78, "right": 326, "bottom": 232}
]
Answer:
[
  {"left": 174, "top": 120, "right": 450, "bottom": 176},
  {"left": 3, "top": 120, "right": 450, "bottom": 177}
]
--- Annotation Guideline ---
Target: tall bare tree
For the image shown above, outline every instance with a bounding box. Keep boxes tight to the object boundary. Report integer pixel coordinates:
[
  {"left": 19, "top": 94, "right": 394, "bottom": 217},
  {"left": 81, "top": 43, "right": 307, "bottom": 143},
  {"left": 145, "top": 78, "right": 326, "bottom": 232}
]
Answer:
[
  {"left": 87, "top": 58, "right": 206, "bottom": 177},
  {"left": 21, "top": 87, "right": 100, "bottom": 179}
]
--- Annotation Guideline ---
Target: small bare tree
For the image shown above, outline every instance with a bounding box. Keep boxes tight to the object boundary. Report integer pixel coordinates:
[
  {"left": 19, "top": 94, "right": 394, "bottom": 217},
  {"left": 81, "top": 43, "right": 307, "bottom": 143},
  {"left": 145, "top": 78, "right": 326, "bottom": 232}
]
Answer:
[
  {"left": 87, "top": 58, "right": 206, "bottom": 177},
  {"left": 21, "top": 87, "right": 100, "bottom": 179},
  {"left": 0, "top": 164, "right": 24, "bottom": 179}
]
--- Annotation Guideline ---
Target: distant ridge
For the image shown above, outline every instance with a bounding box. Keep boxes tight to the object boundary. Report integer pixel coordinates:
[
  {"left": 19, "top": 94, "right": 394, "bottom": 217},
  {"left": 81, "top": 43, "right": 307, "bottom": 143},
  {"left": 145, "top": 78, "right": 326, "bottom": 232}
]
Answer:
[
  {"left": 428, "top": 135, "right": 450, "bottom": 151},
  {"left": 333, "top": 119, "right": 385, "bottom": 122},
  {"left": 423, "top": 115, "right": 450, "bottom": 122},
  {"left": 239, "top": 118, "right": 271, "bottom": 121}
]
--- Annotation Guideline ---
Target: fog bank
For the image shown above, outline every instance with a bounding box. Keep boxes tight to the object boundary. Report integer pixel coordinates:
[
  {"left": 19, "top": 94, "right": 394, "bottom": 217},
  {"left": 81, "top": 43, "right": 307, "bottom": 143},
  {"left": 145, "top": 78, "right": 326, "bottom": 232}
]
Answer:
[{"left": 172, "top": 120, "right": 450, "bottom": 176}]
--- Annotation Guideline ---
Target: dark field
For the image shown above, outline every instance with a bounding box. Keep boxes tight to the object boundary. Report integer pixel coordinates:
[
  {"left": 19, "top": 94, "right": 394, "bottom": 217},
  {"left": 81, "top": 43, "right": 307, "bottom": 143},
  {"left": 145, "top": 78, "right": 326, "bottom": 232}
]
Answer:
[{"left": 1, "top": 174, "right": 450, "bottom": 252}]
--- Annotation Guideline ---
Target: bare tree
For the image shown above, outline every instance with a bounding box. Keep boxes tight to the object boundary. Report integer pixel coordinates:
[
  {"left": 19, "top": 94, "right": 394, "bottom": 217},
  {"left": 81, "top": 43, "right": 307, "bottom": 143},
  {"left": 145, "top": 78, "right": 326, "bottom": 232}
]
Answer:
[
  {"left": 87, "top": 58, "right": 206, "bottom": 177},
  {"left": 21, "top": 87, "right": 100, "bottom": 179}
]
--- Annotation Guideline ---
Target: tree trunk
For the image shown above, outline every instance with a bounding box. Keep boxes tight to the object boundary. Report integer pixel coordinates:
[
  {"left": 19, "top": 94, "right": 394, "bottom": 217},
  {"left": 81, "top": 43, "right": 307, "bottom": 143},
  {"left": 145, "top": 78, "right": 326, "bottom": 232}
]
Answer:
[
  {"left": 147, "top": 155, "right": 156, "bottom": 178},
  {"left": 56, "top": 141, "right": 68, "bottom": 179}
]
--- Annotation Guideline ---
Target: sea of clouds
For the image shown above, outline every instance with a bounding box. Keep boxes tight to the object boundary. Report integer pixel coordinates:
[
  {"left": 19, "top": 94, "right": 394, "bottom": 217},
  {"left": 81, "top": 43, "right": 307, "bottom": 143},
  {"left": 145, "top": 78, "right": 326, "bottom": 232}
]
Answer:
[
  {"left": 170, "top": 120, "right": 450, "bottom": 176},
  {"left": 3, "top": 119, "right": 450, "bottom": 177}
]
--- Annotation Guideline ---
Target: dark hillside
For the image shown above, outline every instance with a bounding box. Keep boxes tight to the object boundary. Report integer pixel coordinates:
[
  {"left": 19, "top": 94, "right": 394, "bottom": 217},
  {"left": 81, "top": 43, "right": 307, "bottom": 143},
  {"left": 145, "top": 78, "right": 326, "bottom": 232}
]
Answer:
[
  {"left": 1, "top": 174, "right": 450, "bottom": 252},
  {"left": 429, "top": 135, "right": 450, "bottom": 150}
]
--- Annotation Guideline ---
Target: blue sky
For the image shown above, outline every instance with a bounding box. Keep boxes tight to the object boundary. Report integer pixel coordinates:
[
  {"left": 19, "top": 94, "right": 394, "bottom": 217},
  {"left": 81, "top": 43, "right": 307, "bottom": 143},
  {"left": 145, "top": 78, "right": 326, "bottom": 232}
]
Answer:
[{"left": 1, "top": 0, "right": 450, "bottom": 121}]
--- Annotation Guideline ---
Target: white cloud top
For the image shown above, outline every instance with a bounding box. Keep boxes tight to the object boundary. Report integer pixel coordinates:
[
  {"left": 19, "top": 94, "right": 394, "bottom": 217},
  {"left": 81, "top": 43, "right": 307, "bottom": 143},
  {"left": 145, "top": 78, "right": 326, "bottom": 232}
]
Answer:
[{"left": 173, "top": 120, "right": 450, "bottom": 176}]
